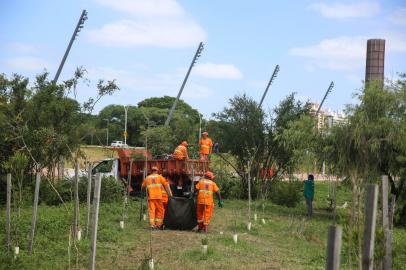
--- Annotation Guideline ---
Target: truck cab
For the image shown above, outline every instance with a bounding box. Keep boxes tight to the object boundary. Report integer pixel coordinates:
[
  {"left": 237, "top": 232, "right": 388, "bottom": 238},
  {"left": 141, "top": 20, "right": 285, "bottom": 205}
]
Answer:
[{"left": 91, "top": 158, "right": 120, "bottom": 180}]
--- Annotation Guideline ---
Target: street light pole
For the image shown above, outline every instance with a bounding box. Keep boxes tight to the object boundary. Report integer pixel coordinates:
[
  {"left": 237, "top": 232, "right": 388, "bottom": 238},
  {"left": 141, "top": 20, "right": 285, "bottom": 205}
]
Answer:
[
  {"left": 103, "top": 119, "right": 109, "bottom": 146},
  {"left": 53, "top": 10, "right": 88, "bottom": 84},
  {"left": 123, "top": 106, "right": 129, "bottom": 145}
]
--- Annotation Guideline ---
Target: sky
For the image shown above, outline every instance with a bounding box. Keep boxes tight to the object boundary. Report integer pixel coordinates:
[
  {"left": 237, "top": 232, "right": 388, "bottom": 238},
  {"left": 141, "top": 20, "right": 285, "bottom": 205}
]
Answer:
[{"left": 1, "top": 0, "right": 406, "bottom": 118}]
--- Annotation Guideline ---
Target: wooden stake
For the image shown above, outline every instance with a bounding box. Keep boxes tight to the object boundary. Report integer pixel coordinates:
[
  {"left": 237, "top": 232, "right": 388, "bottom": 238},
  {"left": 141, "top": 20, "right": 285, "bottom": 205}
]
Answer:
[
  {"left": 389, "top": 195, "right": 396, "bottom": 230},
  {"left": 89, "top": 173, "right": 102, "bottom": 270},
  {"left": 326, "top": 225, "right": 342, "bottom": 270},
  {"left": 85, "top": 162, "right": 93, "bottom": 238},
  {"left": 6, "top": 173, "right": 12, "bottom": 254},
  {"left": 381, "top": 175, "right": 392, "bottom": 270},
  {"left": 28, "top": 173, "right": 41, "bottom": 255},
  {"left": 73, "top": 163, "right": 80, "bottom": 240},
  {"left": 248, "top": 171, "right": 251, "bottom": 221},
  {"left": 362, "top": 184, "right": 378, "bottom": 270}
]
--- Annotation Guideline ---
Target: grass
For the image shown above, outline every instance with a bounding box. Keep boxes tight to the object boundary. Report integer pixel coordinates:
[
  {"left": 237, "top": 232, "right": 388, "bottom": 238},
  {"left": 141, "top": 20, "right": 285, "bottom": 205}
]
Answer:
[{"left": 1, "top": 182, "right": 406, "bottom": 270}]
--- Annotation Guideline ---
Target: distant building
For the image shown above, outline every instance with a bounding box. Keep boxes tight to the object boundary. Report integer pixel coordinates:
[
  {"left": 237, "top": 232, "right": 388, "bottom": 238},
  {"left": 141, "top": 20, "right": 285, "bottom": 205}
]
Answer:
[{"left": 308, "top": 102, "right": 346, "bottom": 130}]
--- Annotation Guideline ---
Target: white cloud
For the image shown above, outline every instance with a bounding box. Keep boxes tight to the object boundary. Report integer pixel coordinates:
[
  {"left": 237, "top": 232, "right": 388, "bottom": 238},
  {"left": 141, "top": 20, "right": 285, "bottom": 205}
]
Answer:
[
  {"left": 4, "top": 56, "right": 51, "bottom": 72},
  {"left": 87, "top": 66, "right": 213, "bottom": 99},
  {"left": 308, "top": 1, "right": 380, "bottom": 19},
  {"left": 88, "top": 0, "right": 207, "bottom": 48},
  {"left": 290, "top": 36, "right": 367, "bottom": 70},
  {"left": 87, "top": 19, "right": 206, "bottom": 48},
  {"left": 290, "top": 33, "right": 406, "bottom": 71},
  {"left": 93, "top": 0, "right": 183, "bottom": 17},
  {"left": 194, "top": 63, "right": 243, "bottom": 80},
  {"left": 388, "top": 8, "right": 406, "bottom": 25}
]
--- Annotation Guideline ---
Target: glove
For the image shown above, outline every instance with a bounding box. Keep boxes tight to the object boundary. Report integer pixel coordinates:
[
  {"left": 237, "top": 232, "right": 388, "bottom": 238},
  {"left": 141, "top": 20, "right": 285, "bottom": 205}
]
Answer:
[{"left": 218, "top": 200, "right": 224, "bottom": 208}]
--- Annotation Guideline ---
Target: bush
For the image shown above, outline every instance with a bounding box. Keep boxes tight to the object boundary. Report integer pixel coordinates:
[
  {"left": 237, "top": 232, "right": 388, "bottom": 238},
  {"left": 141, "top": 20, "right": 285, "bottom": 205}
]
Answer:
[
  {"left": 40, "top": 176, "right": 123, "bottom": 205},
  {"left": 40, "top": 179, "right": 73, "bottom": 205},
  {"left": 211, "top": 167, "right": 242, "bottom": 199},
  {"left": 99, "top": 176, "right": 124, "bottom": 203},
  {"left": 269, "top": 179, "right": 302, "bottom": 207}
]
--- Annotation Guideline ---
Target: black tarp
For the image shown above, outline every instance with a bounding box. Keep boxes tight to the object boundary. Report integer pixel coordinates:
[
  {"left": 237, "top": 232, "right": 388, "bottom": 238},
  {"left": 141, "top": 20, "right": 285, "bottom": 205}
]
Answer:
[{"left": 164, "top": 196, "right": 197, "bottom": 230}]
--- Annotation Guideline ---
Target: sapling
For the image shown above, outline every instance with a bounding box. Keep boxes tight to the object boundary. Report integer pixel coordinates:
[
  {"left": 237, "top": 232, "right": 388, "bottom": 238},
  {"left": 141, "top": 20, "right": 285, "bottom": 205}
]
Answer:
[
  {"left": 149, "top": 258, "right": 154, "bottom": 270},
  {"left": 201, "top": 237, "right": 208, "bottom": 254},
  {"left": 261, "top": 202, "right": 267, "bottom": 224},
  {"left": 14, "top": 246, "right": 19, "bottom": 258},
  {"left": 233, "top": 233, "right": 238, "bottom": 244}
]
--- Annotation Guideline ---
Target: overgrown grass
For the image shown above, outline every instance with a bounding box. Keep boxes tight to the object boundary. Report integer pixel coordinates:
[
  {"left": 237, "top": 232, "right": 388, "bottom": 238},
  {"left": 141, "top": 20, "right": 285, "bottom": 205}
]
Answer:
[{"left": 1, "top": 182, "right": 405, "bottom": 269}]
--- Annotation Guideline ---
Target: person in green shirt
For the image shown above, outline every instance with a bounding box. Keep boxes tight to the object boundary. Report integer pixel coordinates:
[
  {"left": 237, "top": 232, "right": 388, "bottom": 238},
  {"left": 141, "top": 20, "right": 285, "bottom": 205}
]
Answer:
[{"left": 303, "top": 174, "right": 315, "bottom": 217}]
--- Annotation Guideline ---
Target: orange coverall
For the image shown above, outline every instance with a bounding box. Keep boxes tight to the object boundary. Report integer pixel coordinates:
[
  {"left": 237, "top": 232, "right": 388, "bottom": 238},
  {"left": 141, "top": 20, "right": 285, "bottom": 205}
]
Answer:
[
  {"left": 173, "top": 144, "right": 189, "bottom": 160},
  {"left": 199, "top": 137, "right": 213, "bottom": 161},
  {"left": 141, "top": 174, "right": 168, "bottom": 226},
  {"left": 196, "top": 178, "right": 219, "bottom": 226}
]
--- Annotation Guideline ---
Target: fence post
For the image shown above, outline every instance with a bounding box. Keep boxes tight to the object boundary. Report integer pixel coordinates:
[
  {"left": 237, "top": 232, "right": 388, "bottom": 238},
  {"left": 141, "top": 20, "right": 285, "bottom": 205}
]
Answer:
[
  {"left": 326, "top": 225, "right": 342, "bottom": 270},
  {"left": 389, "top": 195, "right": 396, "bottom": 230},
  {"left": 28, "top": 172, "right": 41, "bottom": 255},
  {"left": 6, "top": 173, "right": 12, "bottom": 254},
  {"left": 73, "top": 163, "right": 80, "bottom": 240},
  {"left": 89, "top": 173, "right": 102, "bottom": 270},
  {"left": 58, "top": 155, "right": 64, "bottom": 180},
  {"left": 362, "top": 184, "right": 378, "bottom": 270},
  {"left": 381, "top": 175, "right": 392, "bottom": 270},
  {"left": 86, "top": 162, "right": 93, "bottom": 238}
]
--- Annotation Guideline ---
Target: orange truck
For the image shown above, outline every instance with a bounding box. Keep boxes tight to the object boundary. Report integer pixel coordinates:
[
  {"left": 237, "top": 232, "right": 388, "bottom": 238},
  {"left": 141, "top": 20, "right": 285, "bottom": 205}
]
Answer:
[{"left": 91, "top": 147, "right": 209, "bottom": 197}]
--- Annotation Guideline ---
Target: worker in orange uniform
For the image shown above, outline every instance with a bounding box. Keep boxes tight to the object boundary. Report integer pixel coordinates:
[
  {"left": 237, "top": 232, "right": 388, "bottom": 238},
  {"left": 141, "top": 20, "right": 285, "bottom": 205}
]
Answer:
[
  {"left": 173, "top": 141, "right": 189, "bottom": 160},
  {"left": 199, "top": 132, "right": 213, "bottom": 161},
  {"left": 194, "top": 171, "right": 224, "bottom": 232},
  {"left": 141, "top": 166, "right": 172, "bottom": 229}
]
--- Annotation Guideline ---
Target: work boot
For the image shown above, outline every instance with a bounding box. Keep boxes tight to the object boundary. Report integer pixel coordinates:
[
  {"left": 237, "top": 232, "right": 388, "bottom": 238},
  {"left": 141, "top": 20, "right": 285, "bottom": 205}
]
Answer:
[
  {"left": 203, "top": 224, "right": 208, "bottom": 233},
  {"left": 197, "top": 223, "right": 203, "bottom": 232}
]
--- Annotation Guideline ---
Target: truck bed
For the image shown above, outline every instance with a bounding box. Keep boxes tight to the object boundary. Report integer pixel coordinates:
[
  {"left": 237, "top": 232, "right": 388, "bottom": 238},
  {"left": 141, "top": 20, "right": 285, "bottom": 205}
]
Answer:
[{"left": 117, "top": 148, "right": 209, "bottom": 178}]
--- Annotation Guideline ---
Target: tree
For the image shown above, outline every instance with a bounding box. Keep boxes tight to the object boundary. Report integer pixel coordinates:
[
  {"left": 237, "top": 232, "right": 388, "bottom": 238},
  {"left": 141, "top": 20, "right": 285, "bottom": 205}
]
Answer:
[
  {"left": 0, "top": 70, "right": 119, "bottom": 177},
  {"left": 212, "top": 94, "right": 266, "bottom": 196},
  {"left": 95, "top": 96, "right": 201, "bottom": 150},
  {"left": 268, "top": 93, "right": 310, "bottom": 176}
]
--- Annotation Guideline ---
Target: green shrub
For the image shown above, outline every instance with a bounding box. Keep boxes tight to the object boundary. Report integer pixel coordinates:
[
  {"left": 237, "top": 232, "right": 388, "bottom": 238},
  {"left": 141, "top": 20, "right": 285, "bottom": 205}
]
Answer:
[
  {"left": 99, "top": 176, "right": 124, "bottom": 203},
  {"left": 40, "top": 179, "right": 72, "bottom": 205},
  {"left": 211, "top": 167, "right": 242, "bottom": 199},
  {"left": 269, "top": 179, "right": 302, "bottom": 207}
]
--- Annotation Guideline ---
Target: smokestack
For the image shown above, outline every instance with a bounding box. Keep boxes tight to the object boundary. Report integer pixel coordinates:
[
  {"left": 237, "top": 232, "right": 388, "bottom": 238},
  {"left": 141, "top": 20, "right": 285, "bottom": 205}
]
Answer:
[{"left": 365, "top": 39, "right": 385, "bottom": 84}]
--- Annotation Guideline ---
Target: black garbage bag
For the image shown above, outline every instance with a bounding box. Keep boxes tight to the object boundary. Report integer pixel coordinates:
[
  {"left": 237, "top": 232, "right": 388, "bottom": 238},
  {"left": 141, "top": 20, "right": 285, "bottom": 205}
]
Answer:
[{"left": 164, "top": 196, "right": 197, "bottom": 230}]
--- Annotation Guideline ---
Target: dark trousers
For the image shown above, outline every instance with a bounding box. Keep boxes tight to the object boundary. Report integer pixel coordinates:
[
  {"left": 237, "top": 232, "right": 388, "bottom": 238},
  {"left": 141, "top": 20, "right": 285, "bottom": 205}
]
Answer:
[{"left": 305, "top": 197, "right": 313, "bottom": 217}]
